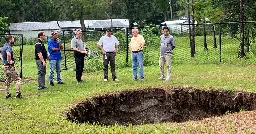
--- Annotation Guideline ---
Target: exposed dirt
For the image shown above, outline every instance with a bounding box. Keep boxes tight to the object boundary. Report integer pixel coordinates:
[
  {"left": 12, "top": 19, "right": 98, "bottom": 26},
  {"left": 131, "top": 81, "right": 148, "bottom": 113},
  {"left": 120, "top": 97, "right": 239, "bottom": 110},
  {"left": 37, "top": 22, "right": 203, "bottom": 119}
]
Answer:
[{"left": 66, "top": 87, "right": 256, "bottom": 126}]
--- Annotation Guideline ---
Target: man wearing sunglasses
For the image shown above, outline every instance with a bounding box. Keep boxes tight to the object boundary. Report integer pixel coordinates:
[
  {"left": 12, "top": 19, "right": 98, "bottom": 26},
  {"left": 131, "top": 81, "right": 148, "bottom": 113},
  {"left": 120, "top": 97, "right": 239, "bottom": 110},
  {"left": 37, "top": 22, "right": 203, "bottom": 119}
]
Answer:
[{"left": 35, "top": 32, "right": 48, "bottom": 90}]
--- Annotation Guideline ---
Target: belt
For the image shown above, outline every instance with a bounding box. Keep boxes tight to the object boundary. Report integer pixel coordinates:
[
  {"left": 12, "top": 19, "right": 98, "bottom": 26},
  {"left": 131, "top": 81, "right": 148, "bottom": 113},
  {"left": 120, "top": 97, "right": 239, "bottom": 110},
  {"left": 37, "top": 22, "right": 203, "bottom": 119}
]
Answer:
[
  {"left": 106, "top": 52, "right": 114, "bottom": 54},
  {"left": 132, "top": 50, "right": 143, "bottom": 53},
  {"left": 3, "top": 63, "right": 14, "bottom": 65}
]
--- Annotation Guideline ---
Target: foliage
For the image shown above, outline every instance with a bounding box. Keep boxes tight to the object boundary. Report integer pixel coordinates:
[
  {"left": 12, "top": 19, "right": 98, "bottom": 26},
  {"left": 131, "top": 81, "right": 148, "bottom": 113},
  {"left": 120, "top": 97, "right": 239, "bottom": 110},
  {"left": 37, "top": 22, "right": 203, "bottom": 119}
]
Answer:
[{"left": 0, "top": 17, "right": 8, "bottom": 33}]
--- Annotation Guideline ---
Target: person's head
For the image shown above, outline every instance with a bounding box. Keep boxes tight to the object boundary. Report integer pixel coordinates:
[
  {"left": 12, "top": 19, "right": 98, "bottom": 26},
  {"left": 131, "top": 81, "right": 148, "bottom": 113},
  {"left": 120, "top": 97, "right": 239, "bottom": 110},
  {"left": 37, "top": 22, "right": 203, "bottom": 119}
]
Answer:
[
  {"left": 106, "top": 28, "right": 112, "bottom": 37},
  {"left": 38, "top": 32, "right": 46, "bottom": 40},
  {"left": 6, "top": 35, "right": 14, "bottom": 45},
  {"left": 75, "top": 29, "right": 82, "bottom": 38},
  {"left": 162, "top": 27, "right": 169, "bottom": 36},
  {"left": 132, "top": 28, "right": 139, "bottom": 37},
  {"left": 51, "top": 32, "right": 58, "bottom": 40}
]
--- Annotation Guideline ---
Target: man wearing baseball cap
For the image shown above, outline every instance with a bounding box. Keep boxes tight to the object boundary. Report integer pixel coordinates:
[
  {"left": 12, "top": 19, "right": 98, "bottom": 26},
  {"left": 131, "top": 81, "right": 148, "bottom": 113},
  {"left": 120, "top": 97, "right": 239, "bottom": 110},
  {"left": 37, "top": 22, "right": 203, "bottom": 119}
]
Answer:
[
  {"left": 97, "top": 28, "right": 119, "bottom": 81},
  {"left": 47, "top": 32, "right": 64, "bottom": 86}
]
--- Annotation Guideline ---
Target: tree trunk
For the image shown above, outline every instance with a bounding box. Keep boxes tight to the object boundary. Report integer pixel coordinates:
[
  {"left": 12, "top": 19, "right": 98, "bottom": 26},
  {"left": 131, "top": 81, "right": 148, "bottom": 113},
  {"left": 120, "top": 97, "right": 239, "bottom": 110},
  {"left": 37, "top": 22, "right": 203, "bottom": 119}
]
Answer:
[{"left": 238, "top": 0, "right": 245, "bottom": 58}]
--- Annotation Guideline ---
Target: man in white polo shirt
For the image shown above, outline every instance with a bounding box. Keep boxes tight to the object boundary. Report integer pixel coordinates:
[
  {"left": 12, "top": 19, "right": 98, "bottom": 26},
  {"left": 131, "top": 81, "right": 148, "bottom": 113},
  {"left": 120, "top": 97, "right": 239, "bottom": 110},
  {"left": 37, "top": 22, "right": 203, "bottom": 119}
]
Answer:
[{"left": 97, "top": 28, "right": 119, "bottom": 81}]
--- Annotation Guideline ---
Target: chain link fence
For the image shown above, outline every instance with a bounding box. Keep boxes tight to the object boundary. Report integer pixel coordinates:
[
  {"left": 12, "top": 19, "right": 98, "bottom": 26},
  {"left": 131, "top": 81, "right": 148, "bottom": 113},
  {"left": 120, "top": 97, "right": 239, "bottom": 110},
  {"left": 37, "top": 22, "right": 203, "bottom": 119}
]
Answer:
[
  {"left": 60, "top": 29, "right": 129, "bottom": 72},
  {"left": 55, "top": 22, "right": 256, "bottom": 74}
]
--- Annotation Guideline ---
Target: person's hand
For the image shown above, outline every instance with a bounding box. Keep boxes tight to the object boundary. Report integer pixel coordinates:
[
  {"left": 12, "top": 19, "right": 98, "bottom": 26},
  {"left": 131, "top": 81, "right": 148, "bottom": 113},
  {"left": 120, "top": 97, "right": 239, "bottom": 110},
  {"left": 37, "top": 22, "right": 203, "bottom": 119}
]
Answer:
[
  {"left": 114, "top": 49, "right": 118, "bottom": 54},
  {"left": 42, "top": 61, "right": 46, "bottom": 66},
  {"left": 81, "top": 50, "right": 87, "bottom": 54},
  {"left": 102, "top": 50, "right": 106, "bottom": 54},
  {"left": 59, "top": 45, "right": 63, "bottom": 50},
  {"left": 9, "top": 60, "right": 14, "bottom": 65}
]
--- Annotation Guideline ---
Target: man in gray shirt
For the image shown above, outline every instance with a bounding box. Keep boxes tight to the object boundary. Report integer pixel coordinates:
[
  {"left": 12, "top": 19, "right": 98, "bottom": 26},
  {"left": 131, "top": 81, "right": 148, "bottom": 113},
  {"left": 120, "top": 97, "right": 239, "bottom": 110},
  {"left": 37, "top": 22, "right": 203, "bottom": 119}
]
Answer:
[
  {"left": 71, "top": 29, "right": 87, "bottom": 83},
  {"left": 97, "top": 28, "right": 119, "bottom": 81},
  {"left": 159, "top": 27, "right": 176, "bottom": 81}
]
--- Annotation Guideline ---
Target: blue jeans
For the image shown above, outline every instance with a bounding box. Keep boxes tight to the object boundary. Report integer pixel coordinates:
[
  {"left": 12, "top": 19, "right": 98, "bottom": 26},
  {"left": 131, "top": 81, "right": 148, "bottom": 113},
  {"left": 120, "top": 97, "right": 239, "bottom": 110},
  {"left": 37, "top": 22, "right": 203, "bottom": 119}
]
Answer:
[
  {"left": 132, "top": 51, "right": 144, "bottom": 79},
  {"left": 49, "top": 60, "right": 62, "bottom": 83}
]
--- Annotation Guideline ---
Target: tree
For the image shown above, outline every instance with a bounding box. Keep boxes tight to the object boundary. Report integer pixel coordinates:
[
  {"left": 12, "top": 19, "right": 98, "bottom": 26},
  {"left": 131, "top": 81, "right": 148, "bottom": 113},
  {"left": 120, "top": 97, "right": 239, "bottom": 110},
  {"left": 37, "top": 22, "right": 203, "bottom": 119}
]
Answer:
[{"left": 0, "top": 17, "right": 8, "bottom": 34}]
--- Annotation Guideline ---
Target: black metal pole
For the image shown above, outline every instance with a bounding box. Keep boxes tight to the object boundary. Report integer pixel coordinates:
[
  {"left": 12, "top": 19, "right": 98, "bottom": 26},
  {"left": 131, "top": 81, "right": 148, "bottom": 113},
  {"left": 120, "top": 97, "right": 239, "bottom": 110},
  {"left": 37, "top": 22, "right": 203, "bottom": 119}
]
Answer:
[
  {"left": 63, "top": 30, "right": 67, "bottom": 70},
  {"left": 213, "top": 24, "right": 217, "bottom": 48},
  {"left": 125, "top": 28, "right": 129, "bottom": 66},
  {"left": 219, "top": 24, "right": 222, "bottom": 62},
  {"left": 187, "top": 0, "right": 193, "bottom": 57},
  {"left": 20, "top": 34, "right": 24, "bottom": 79},
  {"left": 203, "top": 21, "right": 208, "bottom": 50}
]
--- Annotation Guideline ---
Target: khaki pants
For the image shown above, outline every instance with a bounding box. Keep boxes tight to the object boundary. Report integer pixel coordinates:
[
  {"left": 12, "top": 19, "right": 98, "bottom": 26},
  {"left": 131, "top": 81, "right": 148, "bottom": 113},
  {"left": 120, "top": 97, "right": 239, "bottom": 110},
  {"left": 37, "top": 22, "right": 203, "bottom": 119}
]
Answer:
[
  {"left": 2, "top": 65, "right": 21, "bottom": 92},
  {"left": 159, "top": 55, "right": 172, "bottom": 79}
]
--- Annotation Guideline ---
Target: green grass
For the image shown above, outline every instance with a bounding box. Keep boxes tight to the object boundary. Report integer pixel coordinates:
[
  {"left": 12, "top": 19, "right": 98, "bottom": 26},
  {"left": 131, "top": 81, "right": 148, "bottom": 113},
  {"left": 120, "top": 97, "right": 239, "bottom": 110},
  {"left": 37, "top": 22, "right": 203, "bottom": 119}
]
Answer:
[
  {"left": 0, "top": 36, "right": 256, "bottom": 133},
  {"left": 1, "top": 61, "right": 256, "bottom": 133}
]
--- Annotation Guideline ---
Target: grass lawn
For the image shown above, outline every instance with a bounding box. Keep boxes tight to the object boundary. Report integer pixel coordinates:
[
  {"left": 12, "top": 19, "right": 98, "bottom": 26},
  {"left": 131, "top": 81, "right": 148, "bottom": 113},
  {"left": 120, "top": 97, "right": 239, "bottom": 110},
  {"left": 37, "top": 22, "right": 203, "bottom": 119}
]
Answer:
[
  {"left": 0, "top": 35, "right": 255, "bottom": 133},
  {"left": 0, "top": 60, "right": 256, "bottom": 133}
]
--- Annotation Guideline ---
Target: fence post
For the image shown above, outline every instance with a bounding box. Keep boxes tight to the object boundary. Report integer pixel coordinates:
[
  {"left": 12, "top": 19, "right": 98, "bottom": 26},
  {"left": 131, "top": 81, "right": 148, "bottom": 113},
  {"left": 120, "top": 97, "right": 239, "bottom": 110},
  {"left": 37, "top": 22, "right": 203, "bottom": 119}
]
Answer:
[
  {"left": 63, "top": 30, "right": 68, "bottom": 70},
  {"left": 219, "top": 24, "right": 222, "bottom": 62},
  {"left": 213, "top": 25, "right": 217, "bottom": 48},
  {"left": 125, "top": 28, "right": 129, "bottom": 66},
  {"left": 203, "top": 22, "right": 208, "bottom": 50},
  {"left": 20, "top": 34, "right": 23, "bottom": 79}
]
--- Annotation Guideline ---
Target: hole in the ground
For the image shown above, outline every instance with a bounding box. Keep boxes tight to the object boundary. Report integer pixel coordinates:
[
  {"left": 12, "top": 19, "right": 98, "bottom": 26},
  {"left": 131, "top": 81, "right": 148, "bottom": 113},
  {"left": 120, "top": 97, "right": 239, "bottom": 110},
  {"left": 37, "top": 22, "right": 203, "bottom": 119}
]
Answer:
[{"left": 66, "top": 87, "right": 256, "bottom": 125}]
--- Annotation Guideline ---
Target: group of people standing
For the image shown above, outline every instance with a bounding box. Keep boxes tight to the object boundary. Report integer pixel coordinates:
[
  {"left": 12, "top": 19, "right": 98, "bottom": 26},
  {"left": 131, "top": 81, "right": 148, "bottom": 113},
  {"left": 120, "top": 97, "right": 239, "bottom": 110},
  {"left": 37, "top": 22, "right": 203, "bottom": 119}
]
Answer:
[{"left": 1, "top": 26, "right": 175, "bottom": 98}]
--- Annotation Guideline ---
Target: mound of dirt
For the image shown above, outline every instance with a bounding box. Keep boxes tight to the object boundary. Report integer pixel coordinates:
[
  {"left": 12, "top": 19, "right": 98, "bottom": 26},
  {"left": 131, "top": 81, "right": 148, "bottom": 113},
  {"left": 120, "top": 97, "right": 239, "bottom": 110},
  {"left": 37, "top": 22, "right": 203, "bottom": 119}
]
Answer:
[{"left": 66, "top": 87, "right": 256, "bottom": 125}]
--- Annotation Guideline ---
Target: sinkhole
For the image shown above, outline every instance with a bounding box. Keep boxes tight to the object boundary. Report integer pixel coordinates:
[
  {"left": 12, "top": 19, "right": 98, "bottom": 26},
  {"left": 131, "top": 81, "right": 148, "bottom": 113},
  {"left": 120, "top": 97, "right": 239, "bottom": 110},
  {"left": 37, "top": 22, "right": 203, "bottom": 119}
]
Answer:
[{"left": 66, "top": 87, "right": 256, "bottom": 125}]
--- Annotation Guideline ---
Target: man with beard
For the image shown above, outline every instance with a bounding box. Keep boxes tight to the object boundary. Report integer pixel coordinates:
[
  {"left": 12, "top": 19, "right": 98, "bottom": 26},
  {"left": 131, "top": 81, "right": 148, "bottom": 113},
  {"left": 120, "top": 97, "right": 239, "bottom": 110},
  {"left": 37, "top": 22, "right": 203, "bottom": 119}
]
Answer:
[{"left": 1, "top": 35, "right": 22, "bottom": 98}]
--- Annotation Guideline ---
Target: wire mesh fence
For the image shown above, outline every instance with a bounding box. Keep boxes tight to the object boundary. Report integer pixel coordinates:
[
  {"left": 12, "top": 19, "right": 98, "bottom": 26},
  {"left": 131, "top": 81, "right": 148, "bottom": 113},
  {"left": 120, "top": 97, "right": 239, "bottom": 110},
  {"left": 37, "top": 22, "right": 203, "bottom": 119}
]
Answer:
[
  {"left": 60, "top": 29, "right": 129, "bottom": 72},
  {"left": 0, "top": 34, "right": 23, "bottom": 82},
  {"left": 57, "top": 22, "right": 256, "bottom": 74}
]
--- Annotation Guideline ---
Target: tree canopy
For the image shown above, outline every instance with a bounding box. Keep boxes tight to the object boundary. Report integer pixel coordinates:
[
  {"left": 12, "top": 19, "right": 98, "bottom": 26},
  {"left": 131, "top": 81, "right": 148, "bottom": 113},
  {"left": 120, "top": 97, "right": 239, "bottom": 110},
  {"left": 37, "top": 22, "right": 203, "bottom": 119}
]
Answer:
[{"left": 0, "top": 0, "right": 255, "bottom": 25}]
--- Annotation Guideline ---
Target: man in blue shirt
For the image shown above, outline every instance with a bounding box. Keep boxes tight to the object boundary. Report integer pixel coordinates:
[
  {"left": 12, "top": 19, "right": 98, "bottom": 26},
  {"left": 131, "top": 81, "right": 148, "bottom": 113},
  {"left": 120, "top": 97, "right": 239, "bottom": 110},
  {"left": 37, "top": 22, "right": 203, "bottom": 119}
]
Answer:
[
  {"left": 48, "top": 32, "right": 64, "bottom": 86},
  {"left": 1, "top": 35, "right": 22, "bottom": 98}
]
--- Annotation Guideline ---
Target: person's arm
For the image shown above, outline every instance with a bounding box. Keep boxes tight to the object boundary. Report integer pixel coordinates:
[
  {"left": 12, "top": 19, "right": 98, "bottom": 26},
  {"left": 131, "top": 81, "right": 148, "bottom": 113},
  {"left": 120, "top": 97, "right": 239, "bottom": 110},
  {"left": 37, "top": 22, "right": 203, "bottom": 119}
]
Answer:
[
  {"left": 171, "top": 36, "right": 176, "bottom": 50},
  {"left": 6, "top": 47, "right": 14, "bottom": 64},
  {"left": 38, "top": 52, "right": 46, "bottom": 66},
  {"left": 48, "top": 40, "right": 60, "bottom": 51},
  {"left": 114, "top": 37, "right": 119, "bottom": 53},
  {"left": 35, "top": 43, "right": 46, "bottom": 66},
  {"left": 129, "top": 37, "right": 133, "bottom": 53},
  {"left": 97, "top": 37, "right": 106, "bottom": 54},
  {"left": 140, "top": 35, "right": 145, "bottom": 49}
]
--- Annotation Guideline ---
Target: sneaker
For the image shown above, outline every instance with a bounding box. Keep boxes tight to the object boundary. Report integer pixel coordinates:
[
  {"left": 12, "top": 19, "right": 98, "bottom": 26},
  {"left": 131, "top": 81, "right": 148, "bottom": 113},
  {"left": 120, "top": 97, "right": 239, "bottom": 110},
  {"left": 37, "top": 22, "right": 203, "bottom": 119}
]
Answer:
[
  {"left": 50, "top": 82, "right": 54, "bottom": 86},
  {"left": 16, "top": 92, "right": 22, "bottom": 98},
  {"left": 104, "top": 79, "right": 108, "bottom": 81},
  {"left": 57, "top": 82, "right": 64, "bottom": 84},
  {"left": 38, "top": 86, "right": 44, "bottom": 90},
  {"left": 158, "top": 76, "right": 165, "bottom": 80},
  {"left": 38, "top": 86, "right": 47, "bottom": 90},
  {"left": 114, "top": 79, "right": 119, "bottom": 81},
  {"left": 77, "top": 80, "right": 84, "bottom": 83},
  {"left": 165, "top": 77, "right": 170, "bottom": 81},
  {"left": 77, "top": 80, "right": 84, "bottom": 84},
  {"left": 6, "top": 93, "right": 11, "bottom": 99},
  {"left": 133, "top": 78, "right": 138, "bottom": 81}
]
